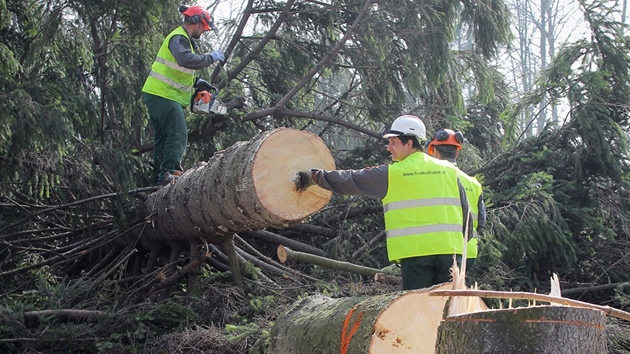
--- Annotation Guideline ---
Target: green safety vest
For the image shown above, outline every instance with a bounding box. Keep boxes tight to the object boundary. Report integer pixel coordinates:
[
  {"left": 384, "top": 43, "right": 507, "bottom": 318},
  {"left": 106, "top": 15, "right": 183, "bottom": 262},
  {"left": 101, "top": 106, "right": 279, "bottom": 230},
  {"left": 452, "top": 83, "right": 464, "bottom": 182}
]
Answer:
[
  {"left": 142, "top": 27, "right": 196, "bottom": 107},
  {"left": 382, "top": 152, "right": 465, "bottom": 262},
  {"left": 456, "top": 170, "right": 483, "bottom": 259}
]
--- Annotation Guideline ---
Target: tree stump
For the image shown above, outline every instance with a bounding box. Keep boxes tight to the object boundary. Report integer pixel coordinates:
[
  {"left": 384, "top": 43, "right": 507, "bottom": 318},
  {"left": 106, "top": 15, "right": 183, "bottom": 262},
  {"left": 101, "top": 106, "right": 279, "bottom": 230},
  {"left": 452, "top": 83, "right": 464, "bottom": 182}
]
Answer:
[
  {"left": 268, "top": 283, "right": 452, "bottom": 354},
  {"left": 435, "top": 306, "right": 607, "bottom": 353},
  {"left": 143, "top": 127, "right": 335, "bottom": 244}
]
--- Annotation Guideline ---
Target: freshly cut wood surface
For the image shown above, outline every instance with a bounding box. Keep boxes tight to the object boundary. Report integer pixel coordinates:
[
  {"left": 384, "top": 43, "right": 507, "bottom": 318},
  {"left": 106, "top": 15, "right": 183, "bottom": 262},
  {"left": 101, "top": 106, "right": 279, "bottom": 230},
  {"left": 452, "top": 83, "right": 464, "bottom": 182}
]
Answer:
[
  {"left": 144, "top": 128, "right": 334, "bottom": 243},
  {"left": 269, "top": 283, "right": 454, "bottom": 354},
  {"left": 252, "top": 128, "right": 334, "bottom": 221},
  {"left": 369, "top": 283, "right": 451, "bottom": 353}
]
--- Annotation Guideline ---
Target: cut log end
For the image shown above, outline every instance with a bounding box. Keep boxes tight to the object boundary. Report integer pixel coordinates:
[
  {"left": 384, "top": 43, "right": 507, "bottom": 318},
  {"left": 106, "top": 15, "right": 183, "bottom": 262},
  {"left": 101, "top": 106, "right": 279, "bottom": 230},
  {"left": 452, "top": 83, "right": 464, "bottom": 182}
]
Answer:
[
  {"left": 277, "top": 245, "right": 289, "bottom": 263},
  {"left": 269, "top": 282, "right": 454, "bottom": 354},
  {"left": 252, "top": 128, "right": 335, "bottom": 222}
]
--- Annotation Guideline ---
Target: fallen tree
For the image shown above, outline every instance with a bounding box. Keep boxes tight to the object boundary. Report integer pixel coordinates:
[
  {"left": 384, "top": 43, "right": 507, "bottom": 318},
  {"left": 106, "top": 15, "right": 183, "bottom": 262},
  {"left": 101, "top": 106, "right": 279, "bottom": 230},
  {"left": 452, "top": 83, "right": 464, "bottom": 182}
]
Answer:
[
  {"left": 435, "top": 306, "right": 608, "bottom": 353},
  {"left": 268, "top": 283, "right": 453, "bottom": 354},
  {"left": 136, "top": 128, "right": 335, "bottom": 292}
]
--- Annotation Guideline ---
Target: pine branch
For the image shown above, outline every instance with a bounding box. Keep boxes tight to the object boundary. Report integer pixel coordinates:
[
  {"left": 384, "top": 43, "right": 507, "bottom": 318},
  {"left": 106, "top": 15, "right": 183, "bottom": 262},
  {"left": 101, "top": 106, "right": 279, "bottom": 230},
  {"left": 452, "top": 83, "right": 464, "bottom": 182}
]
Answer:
[
  {"left": 0, "top": 187, "right": 157, "bottom": 235},
  {"left": 23, "top": 309, "right": 107, "bottom": 322},
  {"left": 277, "top": 245, "right": 399, "bottom": 285}
]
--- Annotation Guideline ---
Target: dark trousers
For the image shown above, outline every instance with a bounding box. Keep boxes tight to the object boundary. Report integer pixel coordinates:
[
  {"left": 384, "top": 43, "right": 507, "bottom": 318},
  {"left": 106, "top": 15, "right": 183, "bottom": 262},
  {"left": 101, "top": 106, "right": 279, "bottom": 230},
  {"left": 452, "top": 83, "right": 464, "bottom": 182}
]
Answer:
[
  {"left": 144, "top": 93, "right": 187, "bottom": 184},
  {"left": 400, "top": 254, "right": 462, "bottom": 290}
]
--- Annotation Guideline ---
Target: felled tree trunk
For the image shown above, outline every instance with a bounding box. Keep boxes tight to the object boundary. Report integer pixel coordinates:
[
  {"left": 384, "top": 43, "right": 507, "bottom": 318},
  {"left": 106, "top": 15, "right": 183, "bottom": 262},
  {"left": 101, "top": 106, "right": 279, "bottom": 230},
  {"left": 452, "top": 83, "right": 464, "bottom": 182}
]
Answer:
[
  {"left": 268, "top": 283, "right": 452, "bottom": 354},
  {"left": 143, "top": 128, "right": 334, "bottom": 244},
  {"left": 435, "top": 306, "right": 607, "bottom": 353},
  {"left": 140, "top": 128, "right": 334, "bottom": 291}
]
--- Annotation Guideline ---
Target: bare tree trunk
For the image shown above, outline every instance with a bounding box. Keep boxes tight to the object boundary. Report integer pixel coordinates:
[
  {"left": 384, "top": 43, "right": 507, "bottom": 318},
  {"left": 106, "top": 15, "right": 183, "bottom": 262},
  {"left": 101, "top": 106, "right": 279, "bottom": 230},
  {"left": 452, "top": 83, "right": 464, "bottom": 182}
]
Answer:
[
  {"left": 140, "top": 128, "right": 335, "bottom": 288},
  {"left": 269, "top": 283, "right": 452, "bottom": 354},
  {"left": 436, "top": 306, "right": 607, "bottom": 353},
  {"left": 143, "top": 128, "right": 334, "bottom": 245}
]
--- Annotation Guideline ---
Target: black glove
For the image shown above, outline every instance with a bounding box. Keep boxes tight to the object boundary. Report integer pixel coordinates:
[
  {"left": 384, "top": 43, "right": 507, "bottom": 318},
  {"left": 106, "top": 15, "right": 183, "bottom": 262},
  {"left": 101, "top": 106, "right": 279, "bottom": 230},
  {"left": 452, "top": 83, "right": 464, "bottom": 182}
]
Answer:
[
  {"left": 195, "top": 78, "right": 213, "bottom": 92},
  {"left": 294, "top": 171, "right": 315, "bottom": 191}
]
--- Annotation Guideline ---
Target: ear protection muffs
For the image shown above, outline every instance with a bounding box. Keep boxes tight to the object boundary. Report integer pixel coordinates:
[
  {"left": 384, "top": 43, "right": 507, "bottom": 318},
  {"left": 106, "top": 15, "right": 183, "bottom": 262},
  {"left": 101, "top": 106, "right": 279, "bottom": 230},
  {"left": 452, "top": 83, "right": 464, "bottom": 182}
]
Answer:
[
  {"left": 188, "top": 14, "right": 201, "bottom": 24},
  {"left": 434, "top": 129, "right": 464, "bottom": 144},
  {"left": 426, "top": 128, "right": 464, "bottom": 155},
  {"left": 423, "top": 139, "right": 432, "bottom": 153},
  {"left": 179, "top": 5, "right": 213, "bottom": 30},
  {"left": 427, "top": 142, "right": 435, "bottom": 155}
]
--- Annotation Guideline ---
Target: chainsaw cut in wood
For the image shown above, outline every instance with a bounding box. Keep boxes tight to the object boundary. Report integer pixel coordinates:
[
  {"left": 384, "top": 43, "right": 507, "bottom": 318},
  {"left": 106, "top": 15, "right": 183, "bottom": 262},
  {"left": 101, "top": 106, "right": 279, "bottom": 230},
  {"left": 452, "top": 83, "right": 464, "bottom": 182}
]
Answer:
[{"left": 191, "top": 86, "right": 227, "bottom": 115}]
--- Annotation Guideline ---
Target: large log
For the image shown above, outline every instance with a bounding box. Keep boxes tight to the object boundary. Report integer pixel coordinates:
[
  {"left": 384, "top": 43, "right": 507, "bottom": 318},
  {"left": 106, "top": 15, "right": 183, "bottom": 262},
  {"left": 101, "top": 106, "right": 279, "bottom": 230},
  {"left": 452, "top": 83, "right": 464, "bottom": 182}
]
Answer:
[
  {"left": 143, "top": 128, "right": 334, "bottom": 244},
  {"left": 268, "top": 283, "right": 452, "bottom": 354},
  {"left": 435, "top": 306, "right": 608, "bottom": 353}
]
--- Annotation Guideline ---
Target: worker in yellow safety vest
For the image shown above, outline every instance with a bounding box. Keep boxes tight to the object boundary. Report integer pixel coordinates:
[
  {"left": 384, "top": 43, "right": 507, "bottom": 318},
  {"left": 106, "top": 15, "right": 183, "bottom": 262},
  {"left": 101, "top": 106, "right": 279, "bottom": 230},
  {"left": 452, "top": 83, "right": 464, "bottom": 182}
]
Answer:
[
  {"left": 426, "top": 129, "right": 486, "bottom": 270},
  {"left": 295, "top": 115, "right": 471, "bottom": 290},
  {"left": 142, "top": 5, "right": 225, "bottom": 185}
]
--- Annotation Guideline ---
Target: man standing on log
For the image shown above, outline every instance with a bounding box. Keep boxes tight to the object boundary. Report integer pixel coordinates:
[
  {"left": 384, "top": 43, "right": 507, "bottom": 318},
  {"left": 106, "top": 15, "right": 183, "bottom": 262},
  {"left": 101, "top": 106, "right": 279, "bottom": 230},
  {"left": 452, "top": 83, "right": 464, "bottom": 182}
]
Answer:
[
  {"left": 425, "top": 129, "right": 486, "bottom": 270},
  {"left": 142, "top": 5, "right": 225, "bottom": 185},
  {"left": 295, "top": 115, "right": 471, "bottom": 290}
]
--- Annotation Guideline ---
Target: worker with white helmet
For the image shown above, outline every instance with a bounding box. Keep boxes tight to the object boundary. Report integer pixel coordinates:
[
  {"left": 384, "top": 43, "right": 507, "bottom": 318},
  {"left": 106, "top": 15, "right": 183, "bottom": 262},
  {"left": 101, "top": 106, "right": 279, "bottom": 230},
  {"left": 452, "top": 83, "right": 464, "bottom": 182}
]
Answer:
[{"left": 295, "top": 115, "right": 471, "bottom": 290}]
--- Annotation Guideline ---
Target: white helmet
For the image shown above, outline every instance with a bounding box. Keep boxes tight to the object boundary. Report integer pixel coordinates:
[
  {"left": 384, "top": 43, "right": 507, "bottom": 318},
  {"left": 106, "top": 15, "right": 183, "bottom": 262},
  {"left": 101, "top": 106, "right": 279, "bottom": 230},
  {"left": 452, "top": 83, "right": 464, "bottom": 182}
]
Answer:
[{"left": 382, "top": 115, "right": 427, "bottom": 142}]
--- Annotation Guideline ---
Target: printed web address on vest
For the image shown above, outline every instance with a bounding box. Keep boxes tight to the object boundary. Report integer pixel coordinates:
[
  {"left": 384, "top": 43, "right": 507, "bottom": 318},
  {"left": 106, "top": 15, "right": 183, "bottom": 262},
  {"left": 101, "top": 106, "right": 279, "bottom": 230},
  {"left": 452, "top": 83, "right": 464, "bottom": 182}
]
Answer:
[{"left": 402, "top": 171, "right": 447, "bottom": 176}]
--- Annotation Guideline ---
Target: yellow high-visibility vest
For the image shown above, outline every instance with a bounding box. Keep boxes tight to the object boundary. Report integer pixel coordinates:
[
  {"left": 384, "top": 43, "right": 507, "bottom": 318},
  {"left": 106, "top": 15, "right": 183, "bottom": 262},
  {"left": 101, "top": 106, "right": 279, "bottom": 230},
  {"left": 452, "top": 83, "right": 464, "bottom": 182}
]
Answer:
[
  {"left": 142, "top": 27, "right": 195, "bottom": 106},
  {"left": 456, "top": 170, "right": 482, "bottom": 259},
  {"left": 382, "top": 152, "right": 465, "bottom": 262}
]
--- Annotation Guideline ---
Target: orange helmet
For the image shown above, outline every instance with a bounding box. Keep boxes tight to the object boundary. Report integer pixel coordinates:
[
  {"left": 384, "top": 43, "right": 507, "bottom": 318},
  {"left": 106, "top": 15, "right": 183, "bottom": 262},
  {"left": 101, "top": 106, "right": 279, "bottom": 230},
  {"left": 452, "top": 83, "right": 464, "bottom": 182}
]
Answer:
[
  {"left": 427, "top": 128, "right": 464, "bottom": 154},
  {"left": 181, "top": 5, "right": 214, "bottom": 31}
]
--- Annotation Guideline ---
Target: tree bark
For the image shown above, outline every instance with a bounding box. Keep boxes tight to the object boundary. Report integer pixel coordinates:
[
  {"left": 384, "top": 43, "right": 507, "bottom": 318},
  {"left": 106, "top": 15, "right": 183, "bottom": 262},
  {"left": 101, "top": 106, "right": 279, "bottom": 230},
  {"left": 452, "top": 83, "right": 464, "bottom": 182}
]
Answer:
[
  {"left": 268, "top": 283, "right": 452, "bottom": 354},
  {"left": 435, "top": 306, "right": 608, "bottom": 354},
  {"left": 143, "top": 128, "right": 334, "bottom": 245}
]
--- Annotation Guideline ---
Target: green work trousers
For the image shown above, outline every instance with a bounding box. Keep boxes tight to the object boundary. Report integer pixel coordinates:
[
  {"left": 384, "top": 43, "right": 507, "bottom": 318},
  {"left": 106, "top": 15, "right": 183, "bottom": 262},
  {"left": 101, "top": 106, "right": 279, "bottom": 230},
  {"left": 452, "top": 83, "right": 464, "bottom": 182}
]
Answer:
[
  {"left": 144, "top": 93, "right": 188, "bottom": 184},
  {"left": 400, "top": 254, "right": 462, "bottom": 290},
  {"left": 466, "top": 257, "right": 476, "bottom": 271}
]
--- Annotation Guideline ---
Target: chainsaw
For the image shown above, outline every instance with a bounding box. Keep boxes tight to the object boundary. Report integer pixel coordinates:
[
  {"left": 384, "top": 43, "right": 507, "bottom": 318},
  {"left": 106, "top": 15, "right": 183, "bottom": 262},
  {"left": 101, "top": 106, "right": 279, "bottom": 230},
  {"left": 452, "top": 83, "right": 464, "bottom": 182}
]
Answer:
[{"left": 191, "top": 85, "right": 227, "bottom": 115}]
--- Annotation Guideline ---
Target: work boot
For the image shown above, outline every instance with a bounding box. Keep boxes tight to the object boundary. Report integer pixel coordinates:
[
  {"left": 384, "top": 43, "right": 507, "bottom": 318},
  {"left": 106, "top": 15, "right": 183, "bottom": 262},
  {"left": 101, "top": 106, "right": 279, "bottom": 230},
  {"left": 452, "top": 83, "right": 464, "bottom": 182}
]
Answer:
[{"left": 162, "top": 170, "right": 183, "bottom": 186}]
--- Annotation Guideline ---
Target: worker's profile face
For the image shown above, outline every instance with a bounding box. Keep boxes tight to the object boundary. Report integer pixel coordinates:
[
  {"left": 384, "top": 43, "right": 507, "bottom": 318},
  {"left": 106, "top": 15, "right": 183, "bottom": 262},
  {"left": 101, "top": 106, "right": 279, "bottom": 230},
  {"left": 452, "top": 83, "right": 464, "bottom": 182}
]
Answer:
[
  {"left": 386, "top": 137, "right": 414, "bottom": 162},
  {"left": 190, "top": 23, "right": 205, "bottom": 39}
]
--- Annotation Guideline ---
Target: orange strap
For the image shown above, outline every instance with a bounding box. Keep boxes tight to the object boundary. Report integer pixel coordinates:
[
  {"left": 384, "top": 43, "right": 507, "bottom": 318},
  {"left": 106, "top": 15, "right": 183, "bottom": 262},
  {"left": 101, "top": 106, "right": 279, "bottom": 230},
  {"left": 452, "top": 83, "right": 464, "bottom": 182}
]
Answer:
[{"left": 340, "top": 306, "right": 364, "bottom": 354}]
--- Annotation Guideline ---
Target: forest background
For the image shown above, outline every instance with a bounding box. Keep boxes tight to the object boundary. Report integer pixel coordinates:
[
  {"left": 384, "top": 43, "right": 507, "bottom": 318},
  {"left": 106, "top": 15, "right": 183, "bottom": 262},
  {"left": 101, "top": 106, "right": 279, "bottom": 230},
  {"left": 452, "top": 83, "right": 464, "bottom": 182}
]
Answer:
[{"left": 1, "top": 0, "right": 630, "bottom": 352}]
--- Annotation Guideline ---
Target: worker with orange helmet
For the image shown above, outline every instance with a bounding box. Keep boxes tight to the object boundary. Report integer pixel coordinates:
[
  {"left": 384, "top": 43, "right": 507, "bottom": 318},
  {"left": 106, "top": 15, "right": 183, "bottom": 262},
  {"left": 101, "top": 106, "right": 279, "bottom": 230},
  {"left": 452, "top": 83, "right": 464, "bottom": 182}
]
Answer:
[
  {"left": 426, "top": 128, "right": 486, "bottom": 270},
  {"left": 142, "top": 5, "right": 225, "bottom": 185},
  {"left": 295, "top": 115, "right": 471, "bottom": 290}
]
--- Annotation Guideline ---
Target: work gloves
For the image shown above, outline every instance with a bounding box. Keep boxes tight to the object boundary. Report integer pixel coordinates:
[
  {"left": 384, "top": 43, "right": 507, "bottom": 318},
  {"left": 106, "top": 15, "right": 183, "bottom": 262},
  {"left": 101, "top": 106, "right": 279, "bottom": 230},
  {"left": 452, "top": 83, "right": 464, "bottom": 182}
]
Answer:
[
  {"left": 294, "top": 170, "right": 315, "bottom": 191},
  {"left": 208, "top": 50, "right": 225, "bottom": 64},
  {"left": 194, "top": 78, "right": 213, "bottom": 92}
]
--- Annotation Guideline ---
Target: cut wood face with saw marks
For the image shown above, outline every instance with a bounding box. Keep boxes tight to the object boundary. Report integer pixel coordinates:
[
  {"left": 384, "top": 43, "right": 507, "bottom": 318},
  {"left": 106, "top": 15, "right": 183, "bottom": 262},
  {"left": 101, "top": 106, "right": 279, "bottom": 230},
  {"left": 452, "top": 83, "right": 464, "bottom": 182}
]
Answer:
[{"left": 191, "top": 85, "right": 227, "bottom": 115}]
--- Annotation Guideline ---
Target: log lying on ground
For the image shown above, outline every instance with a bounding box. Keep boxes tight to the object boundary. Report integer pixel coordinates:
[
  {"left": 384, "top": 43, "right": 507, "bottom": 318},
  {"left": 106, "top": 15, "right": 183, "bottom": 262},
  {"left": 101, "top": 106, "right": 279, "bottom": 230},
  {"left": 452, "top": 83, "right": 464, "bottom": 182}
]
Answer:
[
  {"left": 277, "top": 245, "right": 401, "bottom": 285},
  {"left": 268, "top": 283, "right": 451, "bottom": 354},
  {"left": 435, "top": 306, "right": 608, "bottom": 353},
  {"left": 143, "top": 128, "right": 335, "bottom": 244}
]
